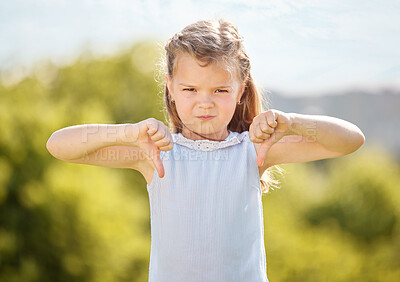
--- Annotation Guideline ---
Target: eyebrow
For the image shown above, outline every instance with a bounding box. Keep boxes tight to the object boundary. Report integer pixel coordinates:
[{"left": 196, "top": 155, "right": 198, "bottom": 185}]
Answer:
[{"left": 178, "top": 83, "right": 233, "bottom": 88}]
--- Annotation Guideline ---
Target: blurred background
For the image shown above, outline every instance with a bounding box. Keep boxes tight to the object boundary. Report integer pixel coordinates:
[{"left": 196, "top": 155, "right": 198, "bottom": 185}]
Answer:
[{"left": 0, "top": 1, "right": 399, "bottom": 281}]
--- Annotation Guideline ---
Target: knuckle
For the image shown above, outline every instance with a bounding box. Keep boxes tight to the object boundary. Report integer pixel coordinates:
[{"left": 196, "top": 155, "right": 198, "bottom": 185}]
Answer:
[
  {"left": 256, "top": 128, "right": 264, "bottom": 136},
  {"left": 161, "top": 144, "right": 173, "bottom": 151},
  {"left": 152, "top": 132, "right": 165, "bottom": 140},
  {"left": 147, "top": 117, "right": 157, "bottom": 124},
  {"left": 260, "top": 124, "right": 268, "bottom": 132},
  {"left": 264, "top": 127, "right": 274, "bottom": 134}
]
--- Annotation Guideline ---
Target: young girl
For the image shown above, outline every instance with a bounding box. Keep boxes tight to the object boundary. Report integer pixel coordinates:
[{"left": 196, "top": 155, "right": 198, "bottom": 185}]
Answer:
[{"left": 46, "top": 19, "right": 365, "bottom": 282}]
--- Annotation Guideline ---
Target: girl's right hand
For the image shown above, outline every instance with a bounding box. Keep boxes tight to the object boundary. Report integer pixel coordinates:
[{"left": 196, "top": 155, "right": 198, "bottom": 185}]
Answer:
[{"left": 135, "top": 118, "right": 174, "bottom": 178}]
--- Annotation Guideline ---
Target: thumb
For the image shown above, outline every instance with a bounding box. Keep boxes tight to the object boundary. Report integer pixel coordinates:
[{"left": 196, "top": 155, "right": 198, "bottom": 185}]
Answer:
[
  {"left": 145, "top": 120, "right": 166, "bottom": 178},
  {"left": 257, "top": 138, "right": 275, "bottom": 167},
  {"left": 151, "top": 148, "right": 165, "bottom": 178}
]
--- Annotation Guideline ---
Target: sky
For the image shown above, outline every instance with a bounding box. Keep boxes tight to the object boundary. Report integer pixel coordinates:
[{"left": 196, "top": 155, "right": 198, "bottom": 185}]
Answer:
[{"left": 0, "top": 0, "right": 399, "bottom": 95}]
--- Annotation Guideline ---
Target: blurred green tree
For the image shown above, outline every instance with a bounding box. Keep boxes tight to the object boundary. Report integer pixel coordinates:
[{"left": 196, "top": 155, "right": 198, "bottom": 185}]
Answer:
[
  {"left": 0, "top": 41, "right": 163, "bottom": 282},
  {"left": 304, "top": 149, "right": 399, "bottom": 243},
  {"left": 264, "top": 149, "right": 400, "bottom": 281}
]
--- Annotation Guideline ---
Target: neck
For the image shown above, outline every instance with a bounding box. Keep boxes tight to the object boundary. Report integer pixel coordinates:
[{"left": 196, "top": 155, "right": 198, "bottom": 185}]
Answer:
[{"left": 180, "top": 124, "right": 229, "bottom": 141}]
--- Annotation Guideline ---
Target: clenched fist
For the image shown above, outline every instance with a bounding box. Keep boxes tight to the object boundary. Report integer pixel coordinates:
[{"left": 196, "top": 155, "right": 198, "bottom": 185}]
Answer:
[
  {"left": 249, "top": 109, "right": 292, "bottom": 167},
  {"left": 133, "top": 118, "right": 174, "bottom": 178}
]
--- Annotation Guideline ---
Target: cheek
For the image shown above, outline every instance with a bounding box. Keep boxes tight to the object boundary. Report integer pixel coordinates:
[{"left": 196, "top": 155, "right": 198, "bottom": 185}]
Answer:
[
  {"left": 177, "top": 97, "right": 192, "bottom": 108},
  {"left": 218, "top": 97, "right": 237, "bottom": 112},
  {"left": 174, "top": 99, "right": 193, "bottom": 118}
]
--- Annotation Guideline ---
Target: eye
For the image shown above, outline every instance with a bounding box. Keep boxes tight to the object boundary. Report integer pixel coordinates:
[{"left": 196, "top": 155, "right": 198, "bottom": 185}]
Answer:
[
  {"left": 215, "top": 89, "right": 228, "bottom": 93},
  {"left": 183, "top": 88, "right": 196, "bottom": 92}
]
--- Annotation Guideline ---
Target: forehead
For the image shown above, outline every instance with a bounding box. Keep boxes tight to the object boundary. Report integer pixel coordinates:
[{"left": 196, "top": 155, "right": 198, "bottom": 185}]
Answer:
[{"left": 172, "top": 53, "right": 240, "bottom": 85}]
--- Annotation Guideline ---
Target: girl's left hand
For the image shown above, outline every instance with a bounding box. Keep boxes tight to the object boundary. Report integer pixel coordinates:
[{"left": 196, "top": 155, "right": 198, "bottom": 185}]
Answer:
[{"left": 249, "top": 109, "right": 292, "bottom": 167}]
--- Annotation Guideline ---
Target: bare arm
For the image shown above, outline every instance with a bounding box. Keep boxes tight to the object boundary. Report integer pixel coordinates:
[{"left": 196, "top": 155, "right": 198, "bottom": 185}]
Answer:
[
  {"left": 250, "top": 110, "right": 365, "bottom": 168},
  {"left": 287, "top": 113, "right": 365, "bottom": 154},
  {"left": 46, "top": 119, "right": 173, "bottom": 176},
  {"left": 46, "top": 123, "right": 139, "bottom": 160},
  {"left": 266, "top": 113, "right": 365, "bottom": 166}
]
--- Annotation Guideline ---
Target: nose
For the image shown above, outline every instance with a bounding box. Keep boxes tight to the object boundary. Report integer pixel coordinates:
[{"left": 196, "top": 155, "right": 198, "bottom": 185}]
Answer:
[{"left": 198, "top": 93, "right": 214, "bottom": 109}]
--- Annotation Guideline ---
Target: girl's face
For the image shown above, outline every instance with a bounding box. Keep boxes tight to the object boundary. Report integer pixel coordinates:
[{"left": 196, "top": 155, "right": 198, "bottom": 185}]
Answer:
[{"left": 166, "top": 53, "right": 245, "bottom": 141}]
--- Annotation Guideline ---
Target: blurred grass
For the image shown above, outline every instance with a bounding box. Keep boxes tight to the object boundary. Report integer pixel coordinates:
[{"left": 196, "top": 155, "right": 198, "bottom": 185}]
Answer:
[{"left": 0, "top": 41, "right": 399, "bottom": 282}]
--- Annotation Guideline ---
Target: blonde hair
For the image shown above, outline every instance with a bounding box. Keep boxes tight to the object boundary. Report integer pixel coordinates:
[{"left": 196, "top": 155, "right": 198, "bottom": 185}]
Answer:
[{"left": 159, "top": 19, "right": 282, "bottom": 193}]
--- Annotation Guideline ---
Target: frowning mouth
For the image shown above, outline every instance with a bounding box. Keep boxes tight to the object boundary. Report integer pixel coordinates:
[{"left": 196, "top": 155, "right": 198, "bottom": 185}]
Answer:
[{"left": 197, "top": 116, "right": 215, "bottom": 121}]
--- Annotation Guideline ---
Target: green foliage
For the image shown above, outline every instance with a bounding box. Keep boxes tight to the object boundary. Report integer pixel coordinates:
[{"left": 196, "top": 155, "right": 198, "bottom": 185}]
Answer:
[
  {"left": 1, "top": 42, "right": 399, "bottom": 281},
  {"left": 305, "top": 149, "right": 399, "bottom": 243},
  {"left": 0, "top": 42, "right": 163, "bottom": 282},
  {"left": 263, "top": 148, "right": 400, "bottom": 281}
]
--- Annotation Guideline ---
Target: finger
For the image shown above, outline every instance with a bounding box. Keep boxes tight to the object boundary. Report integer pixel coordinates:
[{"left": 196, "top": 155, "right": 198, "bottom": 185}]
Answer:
[
  {"left": 154, "top": 137, "right": 170, "bottom": 147},
  {"left": 260, "top": 126, "right": 274, "bottom": 135},
  {"left": 249, "top": 126, "right": 264, "bottom": 143},
  {"left": 151, "top": 132, "right": 165, "bottom": 143},
  {"left": 146, "top": 120, "right": 159, "bottom": 137},
  {"left": 158, "top": 140, "right": 174, "bottom": 151},
  {"left": 149, "top": 127, "right": 168, "bottom": 144},
  {"left": 159, "top": 143, "right": 174, "bottom": 151},
  {"left": 154, "top": 127, "right": 173, "bottom": 147},
  {"left": 266, "top": 110, "right": 278, "bottom": 128},
  {"left": 259, "top": 118, "right": 275, "bottom": 135},
  {"left": 255, "top": 123, "right": 272, "bottom": 139}
]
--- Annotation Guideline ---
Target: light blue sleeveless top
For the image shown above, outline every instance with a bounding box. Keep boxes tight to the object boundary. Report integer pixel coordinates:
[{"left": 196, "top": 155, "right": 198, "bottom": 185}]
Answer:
[{"left": 146, "top": 130, "right": 268, "bottom": 282}]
